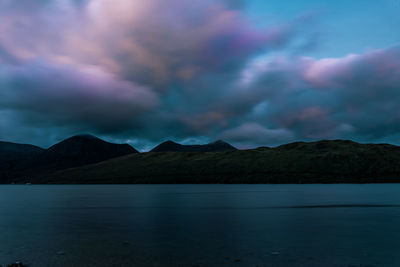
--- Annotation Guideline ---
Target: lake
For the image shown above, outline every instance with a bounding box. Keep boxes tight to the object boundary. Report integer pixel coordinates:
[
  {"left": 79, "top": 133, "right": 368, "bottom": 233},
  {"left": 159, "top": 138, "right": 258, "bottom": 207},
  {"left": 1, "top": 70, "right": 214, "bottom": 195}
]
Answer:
[{"left": 1, "top": 184, "right": 400, "bottom": 266}]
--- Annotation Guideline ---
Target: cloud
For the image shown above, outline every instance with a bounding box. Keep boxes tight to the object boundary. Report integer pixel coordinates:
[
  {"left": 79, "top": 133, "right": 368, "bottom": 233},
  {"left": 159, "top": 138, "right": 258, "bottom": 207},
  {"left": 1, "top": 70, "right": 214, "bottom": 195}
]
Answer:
[
  {"left": 0, "top": 0, "right": 309, "bottom": 146},
  {"left": 234, "top": 45, "right": 400, "bottom": 144},
  {"left": 0, "top": 0, "right": 399, "bottom": 149},
  {"left": 222, "top": 123, "right": 294, "bottom": 147},
  {"left": 0, "top": 0, "right": 297, "bottom": 86},
  {"left": 0, "top": 60, "right": 158, "bottom": 132}
]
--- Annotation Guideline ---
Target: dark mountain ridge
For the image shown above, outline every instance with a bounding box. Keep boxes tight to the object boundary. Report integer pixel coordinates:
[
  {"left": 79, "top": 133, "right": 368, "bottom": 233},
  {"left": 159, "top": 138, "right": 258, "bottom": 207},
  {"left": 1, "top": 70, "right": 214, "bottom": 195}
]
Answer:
[
  {"left": 0, "top": 135, "right": 138, "bottom": 179},
  {"left": 151, "top": 140, "right": 237, "bottom": 152},
  {"left": 0, "top": 141, "right": 44, "bottom": 170},
  {"left": 33, "top": 139, "right": 400, "bottom": 184},
  {"left": 33, "top": 134, "right": 138, "bottom": 170},
  {"left": 3, "top": 138, "right": 400, "bottom": 184},
  {"left": 0, "top": 141, "right": 44, "bottom": 158}
]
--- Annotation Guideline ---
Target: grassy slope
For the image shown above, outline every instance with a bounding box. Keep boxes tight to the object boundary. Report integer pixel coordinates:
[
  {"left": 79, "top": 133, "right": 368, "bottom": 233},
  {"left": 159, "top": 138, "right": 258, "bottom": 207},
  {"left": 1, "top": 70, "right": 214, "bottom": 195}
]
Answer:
[{"left": 37, "top": 140, "right": 400, "bottom": 184}]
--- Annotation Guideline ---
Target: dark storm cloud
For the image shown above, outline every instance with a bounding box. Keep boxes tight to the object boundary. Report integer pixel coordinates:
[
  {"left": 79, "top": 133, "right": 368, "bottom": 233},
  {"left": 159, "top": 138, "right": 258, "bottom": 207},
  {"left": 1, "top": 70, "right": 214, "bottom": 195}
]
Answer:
[
  {"left": 0, "top": 0, "right": 399, "bottom": 149},
  {"left": 224, "top": 46, "right": 400, "bottom": 147},
  {"left": 0, "top": 60, "right": 158, "bottom": 131}
]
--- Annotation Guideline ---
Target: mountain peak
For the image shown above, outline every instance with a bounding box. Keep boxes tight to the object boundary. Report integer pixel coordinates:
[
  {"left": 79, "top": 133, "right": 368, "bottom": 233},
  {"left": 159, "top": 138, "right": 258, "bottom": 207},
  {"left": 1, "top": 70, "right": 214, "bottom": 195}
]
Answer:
[
  {"left": 56, "top": 134, "right": 103, "bottom": 146},
  {"left": 161, "top": 140, "right": 179, "bottom": 145},
  {"left": 151, "top": 139, "right": 237, "bottom": 152},
  {"left": 38, "top": 135, "right": 138, "bottom": 170},
  {"left": 209, "top": 140, "right": 228, "bottom": 145},
  {"left": 151, "top": 140, "right": 182, "bottom": 152},
  {"left": 70, "top": 134, "right": 100, "bottom": 140}
]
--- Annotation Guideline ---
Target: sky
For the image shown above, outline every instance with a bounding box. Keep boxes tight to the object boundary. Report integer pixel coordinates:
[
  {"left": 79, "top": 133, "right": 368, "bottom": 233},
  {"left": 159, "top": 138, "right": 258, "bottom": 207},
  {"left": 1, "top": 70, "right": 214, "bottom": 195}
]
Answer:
[{"left": 0, "top": 0, "right": 399, "bottom": 151}]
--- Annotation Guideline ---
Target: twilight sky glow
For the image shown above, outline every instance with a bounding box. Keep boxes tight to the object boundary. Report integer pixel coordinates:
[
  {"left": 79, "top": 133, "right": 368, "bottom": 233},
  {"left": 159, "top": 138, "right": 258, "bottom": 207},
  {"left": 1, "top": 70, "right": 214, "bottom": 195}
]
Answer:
[{"left": 0, "top": 0, "right": 399, "bottom": 150}]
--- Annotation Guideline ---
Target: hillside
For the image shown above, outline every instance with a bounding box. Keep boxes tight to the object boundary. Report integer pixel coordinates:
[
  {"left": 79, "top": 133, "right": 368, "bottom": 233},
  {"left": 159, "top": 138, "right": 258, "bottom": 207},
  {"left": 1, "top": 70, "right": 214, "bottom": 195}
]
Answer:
[
  {"left": 0, "top": 141, "right": 44, "bottom": 170},
  {"left": 34, "top": 139, "right": 400, "bottom": 184},
  {"left": 32, "top": 135, "right": 138, "bottom": 170},
  {"left": 0, "top": 135, "right": 139, "bottom": 182}
]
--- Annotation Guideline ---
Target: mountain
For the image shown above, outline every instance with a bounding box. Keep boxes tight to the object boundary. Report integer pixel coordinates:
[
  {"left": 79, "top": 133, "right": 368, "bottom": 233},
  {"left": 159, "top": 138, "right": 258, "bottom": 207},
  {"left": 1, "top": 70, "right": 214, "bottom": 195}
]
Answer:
[
  {"left": 150, "top": 140, "right": 237, "bottom": 152},
  {"left": 35, "top": 139, "right": 400, "bottom": 184},
  {"left": 0, "top": 141, "right": 44, "bottom": 170},
  {"left": 33, "top": 134, "right": 138, "bottom": 170}
]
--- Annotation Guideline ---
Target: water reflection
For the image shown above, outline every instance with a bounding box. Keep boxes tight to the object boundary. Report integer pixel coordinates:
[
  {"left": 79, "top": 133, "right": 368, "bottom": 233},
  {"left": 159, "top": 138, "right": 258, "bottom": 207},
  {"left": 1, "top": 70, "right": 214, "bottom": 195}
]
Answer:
[{"left": 0, "top": 184, "right": 400, "bottom": 266}]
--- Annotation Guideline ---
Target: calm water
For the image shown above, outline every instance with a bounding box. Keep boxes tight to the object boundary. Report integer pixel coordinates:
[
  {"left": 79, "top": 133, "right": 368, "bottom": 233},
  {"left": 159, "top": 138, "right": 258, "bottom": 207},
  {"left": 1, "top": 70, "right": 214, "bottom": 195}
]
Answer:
[{"left": 1, "top": 184, "right": 400, "bottom": 267}]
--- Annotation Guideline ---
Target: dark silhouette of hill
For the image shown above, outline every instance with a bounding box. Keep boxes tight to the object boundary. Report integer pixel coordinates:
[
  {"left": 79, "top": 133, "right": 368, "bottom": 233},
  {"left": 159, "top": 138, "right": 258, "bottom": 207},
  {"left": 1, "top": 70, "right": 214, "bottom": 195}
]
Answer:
[
  {"left": 0, "top": 141, "right": 44, "bottom": 170},
  {"left": 33, "top": 134, "right": 138, "bottom": 170},
  {"left": 0, "top": 135, "right": 138, "bottom": 182},
  {"left": 32, "top": 139, "right": 400, "bottom": 184},
  {"left": 151, "top": 140, "right": 237, "bottom": 152}
]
